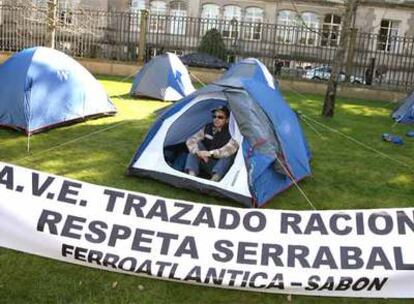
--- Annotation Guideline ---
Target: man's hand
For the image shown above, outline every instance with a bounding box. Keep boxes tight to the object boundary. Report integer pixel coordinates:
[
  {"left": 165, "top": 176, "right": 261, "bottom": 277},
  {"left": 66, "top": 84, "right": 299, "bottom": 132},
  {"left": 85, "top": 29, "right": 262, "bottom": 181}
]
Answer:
[{"left": 196, "top": 150, "right": 210, "bottom": 163}]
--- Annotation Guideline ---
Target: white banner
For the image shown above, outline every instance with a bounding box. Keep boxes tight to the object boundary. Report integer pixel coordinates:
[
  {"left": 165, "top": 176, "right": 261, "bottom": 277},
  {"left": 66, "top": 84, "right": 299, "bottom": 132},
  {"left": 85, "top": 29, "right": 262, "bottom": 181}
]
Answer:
[{"left": 1, "top": 161, "right": 414, "bottom": 298}]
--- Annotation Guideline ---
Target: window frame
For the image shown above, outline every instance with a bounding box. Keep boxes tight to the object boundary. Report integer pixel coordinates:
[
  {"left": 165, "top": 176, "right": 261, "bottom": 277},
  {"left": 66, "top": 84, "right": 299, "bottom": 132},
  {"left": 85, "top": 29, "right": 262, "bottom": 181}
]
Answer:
[
  {"left": 169, "top": 1, "right": 187, "bottom": 35},
  {"left": 276, "top": 10, "right": 298, "bottom": 44},
  {"left": 129, "top": 0, "right": 146, "bottom": 31},
  {"left": 244, "top": 7, "right": 264, "bottom": 41},
  {"left": 321, "top": 13, "right": 341, "bottom": 47},
  {"left": 377, "top": 19, "right": 400, "bottom": 53},
  {"left": 297, "top": 11, "right": 320, "bottom": 46},
  {"left": 149, "top": 0, "right": 167, "bottom": 33},
  {"left": 222, "top": 5, "right": 241, "bottom": 39},
  {"left": 200, "top": 3, "right": 220, "bottom": 35}
]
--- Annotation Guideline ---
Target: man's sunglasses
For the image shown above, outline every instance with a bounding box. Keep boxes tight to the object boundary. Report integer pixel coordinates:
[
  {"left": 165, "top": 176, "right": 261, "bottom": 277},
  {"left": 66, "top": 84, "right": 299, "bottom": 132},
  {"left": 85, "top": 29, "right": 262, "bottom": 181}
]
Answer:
[{"left": 213, "top": 115, "right": 226, "bottom": 120}]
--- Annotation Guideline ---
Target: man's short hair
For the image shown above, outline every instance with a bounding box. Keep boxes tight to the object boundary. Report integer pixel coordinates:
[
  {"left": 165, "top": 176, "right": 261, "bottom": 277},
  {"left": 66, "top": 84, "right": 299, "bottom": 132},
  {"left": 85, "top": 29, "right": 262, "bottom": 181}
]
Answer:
[{"left": 212, "top": 105, "right": 230, "bottom": 118}]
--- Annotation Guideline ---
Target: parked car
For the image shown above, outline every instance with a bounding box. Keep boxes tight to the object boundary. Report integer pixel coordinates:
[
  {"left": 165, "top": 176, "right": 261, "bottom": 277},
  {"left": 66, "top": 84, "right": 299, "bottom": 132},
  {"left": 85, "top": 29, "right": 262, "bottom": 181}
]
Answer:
[
  {"left": 302, "top": 66, "right": 364, "bottom": 84},
  {"left": 302, "top": 66, "right": 332, "bottom": 80}
]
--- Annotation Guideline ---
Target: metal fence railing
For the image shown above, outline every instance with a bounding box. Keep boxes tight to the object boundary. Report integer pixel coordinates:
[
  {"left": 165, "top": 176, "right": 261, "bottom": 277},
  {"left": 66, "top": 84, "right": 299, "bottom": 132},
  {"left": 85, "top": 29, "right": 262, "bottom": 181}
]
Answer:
[
  {"left": 1, "top": 5, "right": 414, "bottom": 90},
  {"left": 0, "top": 6, "right": 142, "bottom": 61}
]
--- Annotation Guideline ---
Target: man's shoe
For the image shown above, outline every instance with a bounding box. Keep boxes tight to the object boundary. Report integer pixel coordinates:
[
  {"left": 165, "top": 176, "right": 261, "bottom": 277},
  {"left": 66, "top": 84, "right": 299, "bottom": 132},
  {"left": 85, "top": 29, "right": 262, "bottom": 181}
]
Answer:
[
  {"left": 188, "top": 170, "right": 196, "bottom": 177},
  {"left": 210, "top": 173, "right": 221, "bottom": 182}
]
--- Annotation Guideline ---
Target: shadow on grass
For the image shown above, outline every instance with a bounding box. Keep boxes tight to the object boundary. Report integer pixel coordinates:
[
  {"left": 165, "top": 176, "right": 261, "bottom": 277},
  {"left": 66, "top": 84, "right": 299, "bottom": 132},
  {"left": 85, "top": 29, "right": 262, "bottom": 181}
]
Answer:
[
  {"left": 0, "top": 127, "right": 24, "bottom": 139},
  {"left": 284, "top": 90, "right": 399, "bottom": 120},
  {"left": 110, "top": 93, "right": 132, "bottom": 99},
  {"left": 111, "top": 93, "right": 172, "bottom": 104},
  {"left": 280, "top": 90, "right": 414, "bottom": 210},
  {"left": 95, "top": 74, "right": 133, "bottom": 82}
]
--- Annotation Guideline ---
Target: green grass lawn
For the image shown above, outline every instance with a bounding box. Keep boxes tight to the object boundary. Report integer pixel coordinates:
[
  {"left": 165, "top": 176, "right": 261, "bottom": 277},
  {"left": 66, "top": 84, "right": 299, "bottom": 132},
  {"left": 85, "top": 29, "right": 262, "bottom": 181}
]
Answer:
[{"left": 0, "top": 76, "right": 413, "bottom": 303}]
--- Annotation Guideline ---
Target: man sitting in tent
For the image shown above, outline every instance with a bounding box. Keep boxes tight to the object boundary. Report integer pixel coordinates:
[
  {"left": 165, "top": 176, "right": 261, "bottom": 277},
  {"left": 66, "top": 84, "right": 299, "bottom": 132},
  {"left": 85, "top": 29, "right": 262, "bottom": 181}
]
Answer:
[{"left": 185, "top": 106, "right": 239, "bottom": 182}]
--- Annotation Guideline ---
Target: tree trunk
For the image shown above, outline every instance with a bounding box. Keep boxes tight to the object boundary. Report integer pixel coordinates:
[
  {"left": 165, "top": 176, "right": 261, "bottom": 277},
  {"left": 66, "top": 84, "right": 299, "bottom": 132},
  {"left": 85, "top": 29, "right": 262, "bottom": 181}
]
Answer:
[
  {"left": 322, "top": 0, "right": 359, "bottom": 118},
  {"left": 138, "top": 9, "right": 149, "bottom": 62},
  {"left": 46, "top": 0, "right": 57, "bottom": 49}
]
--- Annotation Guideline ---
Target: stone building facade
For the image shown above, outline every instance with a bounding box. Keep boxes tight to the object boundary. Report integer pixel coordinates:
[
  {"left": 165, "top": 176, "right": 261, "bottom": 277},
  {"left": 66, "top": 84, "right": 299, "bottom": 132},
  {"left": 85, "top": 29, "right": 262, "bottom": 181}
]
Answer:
[
  {"left": 1, "top": 0, "right": 413, "bottom": 87},
  {"left": 6, "top": 1, "right": 414, "bottom": 37},
  {"left": 99, "top": 0, "right": 414, "bottom": 37}
]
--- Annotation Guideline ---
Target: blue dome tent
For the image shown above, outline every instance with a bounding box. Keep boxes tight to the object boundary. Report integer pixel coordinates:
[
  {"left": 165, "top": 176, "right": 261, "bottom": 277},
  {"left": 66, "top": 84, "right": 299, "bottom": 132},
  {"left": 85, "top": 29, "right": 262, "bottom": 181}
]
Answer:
[
  {"left": 0, "top": 47, "right": 116, "bottom": 135},
  {"left": 128, "top": 77, "right": 311, "bottom": 207},
  {"left": 392, "top": 91, "right": 414, "bottom": 124},
  {"left": 130, "top": 53, "right": 195, "bottom": 101},
  {"left": 219, "top": 58, "right": 277, "bottom": 89}
]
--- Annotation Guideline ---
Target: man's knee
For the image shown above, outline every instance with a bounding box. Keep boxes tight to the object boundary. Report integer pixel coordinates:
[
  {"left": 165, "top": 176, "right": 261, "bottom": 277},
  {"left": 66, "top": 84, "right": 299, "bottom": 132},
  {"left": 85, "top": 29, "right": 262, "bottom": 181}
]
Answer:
[{"left": 212, "top": 157, "right": 232, "bottom": 175}]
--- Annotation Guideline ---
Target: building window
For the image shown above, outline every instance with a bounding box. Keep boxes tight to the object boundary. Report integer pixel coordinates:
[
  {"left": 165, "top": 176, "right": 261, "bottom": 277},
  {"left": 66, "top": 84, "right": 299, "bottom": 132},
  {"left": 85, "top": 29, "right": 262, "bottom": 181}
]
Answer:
[
  {"left": 244, "top": 7, "right": 263, "bottom": 40},
  {"left": 377, "top": 19, "right": 400, "bottom": 52},
  {"left": 277, "top": 10, "right": 297, "bottom": 26},
  {"left": 150, "top": 0, "right": 167, "bottom": 33},
  {"left": 58, "top": 0, "right": 79, "bottom": 25},
  {"left": 200, "top": 3, "right": 220, "bottom": 35},
  {"left": 130, "top": 0, "right": 146, "bottom": 31},
  {"left": 201, "top": 3, "right": 220, "bottom": 19},
  {"left": 321, "top": 14, "right": 341, "bottom": 47},
  {"left": 30, "top": 0, "right": 47, "bottom": 20},
  {"left": 223, "top": 5, "right": 241, "bottom": 39},
  {"left": 170, "top": 1, "right": 187, "bottom": 35},
  {"left": 32, "top": 0, "right": 46, "bottom": 6},
  {"left": 150, "top": 0, "right": 166, "bottom": 15},
  {"left": 59, "top": 10, "right": 73, "bottom": 25},
  {"left": 131, "top": 0, "right": 146, "bottom": 13},
  {"left": 276, "top": 10, "right": 298, "bottom": 44},
  {"left": 298, "top": 12, "right": 319, "bottom": 46}
]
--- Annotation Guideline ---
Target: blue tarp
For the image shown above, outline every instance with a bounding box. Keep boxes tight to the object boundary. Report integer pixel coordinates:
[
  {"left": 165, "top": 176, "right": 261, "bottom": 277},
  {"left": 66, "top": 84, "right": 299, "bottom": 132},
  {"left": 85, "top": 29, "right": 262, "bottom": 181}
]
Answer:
[
  {"left": 180, "top": 53, "right": 229, "bottom": 70},
  {"left": 0, "top": 47, "right": 116, "bottom": 134}
]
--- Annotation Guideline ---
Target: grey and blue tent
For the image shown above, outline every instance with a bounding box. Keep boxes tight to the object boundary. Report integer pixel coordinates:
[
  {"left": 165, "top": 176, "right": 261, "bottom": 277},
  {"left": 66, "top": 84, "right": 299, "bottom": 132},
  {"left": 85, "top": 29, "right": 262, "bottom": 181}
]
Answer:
[
  {"left": 0, "top": 47, "right": 116, "bottom": 135},
  {"left": 128, "top": 76, "right": 311, "bottom": 207},
  {"left": 220, "top": 58, "right": 277, "bottom": 89},
  {"left": 130, "top": 53, "right": 195, "bottom": 101},
  {"left": 392, "top": 91, "right": 414, "bottom": 124}
]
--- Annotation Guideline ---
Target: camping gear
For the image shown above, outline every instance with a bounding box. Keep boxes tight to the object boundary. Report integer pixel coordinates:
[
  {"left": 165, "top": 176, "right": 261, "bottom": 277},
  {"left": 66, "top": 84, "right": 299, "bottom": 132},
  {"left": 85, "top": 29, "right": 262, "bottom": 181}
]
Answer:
[
  {"left": 130, "top": 53, "right": 195, "bottom": 101},
  {"left": 392, "top": 91, "right": 414, "bottom": 124},
  {"left": 406, "top": 130, "right": 414, "bottom": 137},
  {"left": 382, "top": 133, "right": 404, "bottom": 145},
  {"left": 219, "top": 58, "right": 277, "bottom": 89},
  {"left": 180, "top": 52, "right": 229, "bottom": 70},
  {"left": 127, "top": 77, "right": 311, "bottom": 207},
  {"left": 0, "top": 47, "right": 116, "bottom": 135}
]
